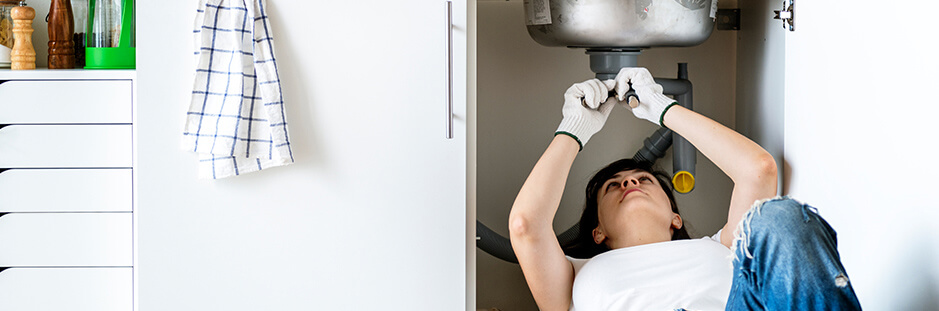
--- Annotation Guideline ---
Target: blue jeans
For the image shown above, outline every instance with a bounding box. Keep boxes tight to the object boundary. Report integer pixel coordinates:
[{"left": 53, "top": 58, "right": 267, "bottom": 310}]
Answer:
[{"left": 726, "top": 197, "right": 862, "bottom": 310}]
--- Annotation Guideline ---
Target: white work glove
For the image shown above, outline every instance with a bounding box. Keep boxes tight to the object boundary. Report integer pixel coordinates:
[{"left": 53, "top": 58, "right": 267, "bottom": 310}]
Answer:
[
  {"left": 614, "top": 67, "right": 679, "bottom": 127},
  {"left": 555, "top": 78, "right": 617, "bottom": 150}
]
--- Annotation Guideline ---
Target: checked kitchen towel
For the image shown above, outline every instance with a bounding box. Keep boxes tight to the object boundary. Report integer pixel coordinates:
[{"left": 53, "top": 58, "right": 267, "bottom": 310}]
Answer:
[{"left": 184, "top": 0, "right": 294, "bottom": 179}]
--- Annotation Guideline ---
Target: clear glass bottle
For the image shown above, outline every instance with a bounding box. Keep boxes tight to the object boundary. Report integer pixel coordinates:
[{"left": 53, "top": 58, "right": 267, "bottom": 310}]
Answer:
[
  {"left": 0, "top": 0, "right": 18, "bottom": 67},
  {"left": 85, "top": 0, "right": 133, "bottom": 69},
  {"left": 72, "top": 0, "right": 86, "bottom": 67},
  {"left": 90, "top": 0, "right": 119, "bottom": 48}
]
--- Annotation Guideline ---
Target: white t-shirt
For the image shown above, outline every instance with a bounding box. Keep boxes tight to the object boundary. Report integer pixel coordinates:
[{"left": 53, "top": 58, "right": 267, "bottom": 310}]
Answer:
[{"left": 567, "top": 232, "right": 732, "bottom": 311}]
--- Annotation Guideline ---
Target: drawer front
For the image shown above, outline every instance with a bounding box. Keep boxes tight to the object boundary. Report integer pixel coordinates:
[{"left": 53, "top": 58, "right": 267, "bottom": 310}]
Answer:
[
  {"left": 0, "top": 267, "right": 132, "bottom": 311},
  {"left": 0, "top": 169, "right": 132, "bottom": 213},
  {"left": 0, "top": 80, "right": 132, "bottom": 124},
  {"left": 0, "top": 125, "right": 132, "bottom": 168},
  {"left": 0, "top": 213, "right": 132, "bottom": 267}
]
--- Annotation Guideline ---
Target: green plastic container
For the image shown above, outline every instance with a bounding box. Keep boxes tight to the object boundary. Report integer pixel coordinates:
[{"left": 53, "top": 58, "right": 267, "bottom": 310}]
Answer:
[{"left": 85, "top": 0, "right": 134, "bottom": 69}]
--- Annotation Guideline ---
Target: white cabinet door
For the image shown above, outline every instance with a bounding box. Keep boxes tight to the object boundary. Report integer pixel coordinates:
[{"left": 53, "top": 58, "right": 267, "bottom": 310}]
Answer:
[
  {"left": 783, "top": 1, "right": 939, "bottom": 309},
  {"left": 0, "top": 80, "right": 132, "bottom": 124},
  {"left": 0, "top": 267, "right": 133, "bottom": 311},
  {"left": 137, "top": 1, "right": 467, "bottom": 310},
  {"left": 0, "top": 213, "right": 133, "bottom": 267},
  {"left": 0, "top": 169, "right": 133, "bottom": 212},
  {"left": 0, "top": 125, "right": 132, "bottom": 168}
]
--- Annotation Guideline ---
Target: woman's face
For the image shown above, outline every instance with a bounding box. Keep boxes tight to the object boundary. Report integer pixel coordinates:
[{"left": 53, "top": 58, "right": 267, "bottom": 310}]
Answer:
[{"left": 594, "top": 169, "right": 681, "bottom": 246}]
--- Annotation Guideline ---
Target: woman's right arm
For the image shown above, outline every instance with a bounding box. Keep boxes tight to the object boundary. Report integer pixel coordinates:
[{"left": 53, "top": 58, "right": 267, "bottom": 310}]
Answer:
[
  {"left": 509, "top": 135, "right": 580, "bottom": 311},
  {"left": 509, "top": 79, "right": 616, "bottom": 311}
]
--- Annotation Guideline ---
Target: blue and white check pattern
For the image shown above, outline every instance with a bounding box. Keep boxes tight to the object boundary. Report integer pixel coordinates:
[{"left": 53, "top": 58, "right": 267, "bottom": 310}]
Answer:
[{"left": 184, "top": 0, "right": 294, "bottom": 179}]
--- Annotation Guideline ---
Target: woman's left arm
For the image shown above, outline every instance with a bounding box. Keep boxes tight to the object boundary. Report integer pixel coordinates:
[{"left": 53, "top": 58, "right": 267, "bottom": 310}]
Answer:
[
  {"left": 662, "top": 105, "right": 777, "bottom": 247},
  {"left": 613, "top": 67, "right": 777, "bottom": 248}
]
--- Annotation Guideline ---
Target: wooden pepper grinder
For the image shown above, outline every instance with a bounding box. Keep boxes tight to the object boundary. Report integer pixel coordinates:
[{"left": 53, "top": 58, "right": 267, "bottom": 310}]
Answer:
[
  {"left": 48, "top": 0, "right": 74, "bottom": 69},
  {"left": 10, "top": 1, "right": 34, "bottom": 70}
]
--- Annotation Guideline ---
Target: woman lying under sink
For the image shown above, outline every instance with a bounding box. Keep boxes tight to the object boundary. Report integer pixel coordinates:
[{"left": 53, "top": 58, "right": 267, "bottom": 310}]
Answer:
[{"left": 508, "top": 67, "right": 861, "bottom": 311}]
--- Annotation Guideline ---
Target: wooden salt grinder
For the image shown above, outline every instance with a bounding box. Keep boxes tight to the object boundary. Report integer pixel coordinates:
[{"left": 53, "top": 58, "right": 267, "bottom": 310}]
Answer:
[
  {"left": 48, "top": 0, "right": 75, "bottom": 69},
  {"left": 11, "top": 2, "right": 34, "bottom": 70}
]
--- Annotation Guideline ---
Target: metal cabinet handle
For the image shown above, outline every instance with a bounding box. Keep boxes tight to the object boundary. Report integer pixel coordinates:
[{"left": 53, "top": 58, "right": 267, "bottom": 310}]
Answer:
[{"left": 446, "top": 0, "right": 454, "bottom": 139}]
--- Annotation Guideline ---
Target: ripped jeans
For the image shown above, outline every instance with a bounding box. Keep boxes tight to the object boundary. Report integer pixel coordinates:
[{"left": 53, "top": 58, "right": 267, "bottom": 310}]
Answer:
[{"left": 726, "top": 197, "right": 862, "bottom": 310}]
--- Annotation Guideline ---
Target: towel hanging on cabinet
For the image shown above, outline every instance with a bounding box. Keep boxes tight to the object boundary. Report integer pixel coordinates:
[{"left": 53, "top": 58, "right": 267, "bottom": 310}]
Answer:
[{"left": 184, "top": 0, "right": 294, "bottom": 179}]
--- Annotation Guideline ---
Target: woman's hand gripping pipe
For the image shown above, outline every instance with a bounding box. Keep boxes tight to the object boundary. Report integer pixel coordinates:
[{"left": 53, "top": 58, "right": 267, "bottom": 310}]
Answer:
[
  {"left": 556, "top": 78, "right": 617, "bottom": 150},
  {"left": 614, "top": 67, "right": 680, "bottom": 127}
]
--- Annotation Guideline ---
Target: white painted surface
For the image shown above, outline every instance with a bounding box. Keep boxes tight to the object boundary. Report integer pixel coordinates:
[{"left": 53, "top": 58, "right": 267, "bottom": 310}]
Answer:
[
  {"left": 0, "top": 80, "right": 132, "bottom": 124},
  {"left": 137, "top": 1, "right": 468, "bottom": 310},
  {"left": 467, "top": 1, "right": 478, "bottom": 309},
  {"left": 0, "top": 213, "right": 133, "bottom": 267},
  {"left": 784, "top": 1, "right": 939, "bottom": 310},
  {"left": 0, "top": 268, "right": 133, "bottom": 311},
  {"left": 0, "top": 125, "right": 132, "bottom": 168},
  {"left": 735, "top": 0, "right": 785, "bottom": 194},
  {"left": 0, "top": 69, "right": 136, "bottom": 80},
  {"left": 0, "top": 169, "right": 132, "bottom": 212}
]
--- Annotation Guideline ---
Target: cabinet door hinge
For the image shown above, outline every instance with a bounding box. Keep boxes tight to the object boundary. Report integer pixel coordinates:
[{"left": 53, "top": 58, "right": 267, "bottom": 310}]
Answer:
[
  {"left": 773, "top": 0, "right": 795, "bottom": 31},
  {"left": 716, "top": 9, "right": 740, "bottom": 31}
]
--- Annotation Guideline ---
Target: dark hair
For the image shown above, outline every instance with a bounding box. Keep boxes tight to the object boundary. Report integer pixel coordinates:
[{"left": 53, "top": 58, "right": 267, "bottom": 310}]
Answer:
[{"left": 562, "top": 158, "right": 691, "bottom": 259}]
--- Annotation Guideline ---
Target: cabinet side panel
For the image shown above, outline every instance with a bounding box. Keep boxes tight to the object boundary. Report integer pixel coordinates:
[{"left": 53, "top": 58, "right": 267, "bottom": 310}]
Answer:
[{"left": 137, "top": 1, "right": 467, "bottom": 310}]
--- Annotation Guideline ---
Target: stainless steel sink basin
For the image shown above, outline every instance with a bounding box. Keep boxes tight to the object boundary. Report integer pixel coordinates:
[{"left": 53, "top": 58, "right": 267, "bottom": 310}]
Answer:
[{"left": 524, "top": 0, "right": 716, "bottom": 48}]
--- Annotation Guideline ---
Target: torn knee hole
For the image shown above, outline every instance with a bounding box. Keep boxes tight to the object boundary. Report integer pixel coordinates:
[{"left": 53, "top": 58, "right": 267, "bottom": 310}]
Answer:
[{"left": 835, "top": 274, "right": 849, "bottom": 288}]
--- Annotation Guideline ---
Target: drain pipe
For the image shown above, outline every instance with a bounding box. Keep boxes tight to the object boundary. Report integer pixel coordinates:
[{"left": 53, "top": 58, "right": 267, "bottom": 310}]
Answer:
[
  {"left": 586, "top": 49, "right": 697, "bottom": 193},
  {"left": 668, "top": 64, "right": 696, "bottom": 193},
  {"left": 633, "top": 127, "right": 673, "bottom": 163}
]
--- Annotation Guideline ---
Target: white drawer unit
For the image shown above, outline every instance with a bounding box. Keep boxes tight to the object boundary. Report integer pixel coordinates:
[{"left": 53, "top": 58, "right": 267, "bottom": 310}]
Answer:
[
  {"left": 0, "top": 169, "right": 132, "bottom": 213},
  {"left": 0, "top": 80, "right": 132, "bottom": 124},
  {"left": 0, "top": 267, "right": 133, "bottom": 311},
  {"left": 0, "top": 124, "right": 132, "bottom": 168},
  {"left": 0, "top": 213, "right": 133, "bottom": 267},
  {"left": 0, "top": 70, "right": 136, "bottom": 311}
]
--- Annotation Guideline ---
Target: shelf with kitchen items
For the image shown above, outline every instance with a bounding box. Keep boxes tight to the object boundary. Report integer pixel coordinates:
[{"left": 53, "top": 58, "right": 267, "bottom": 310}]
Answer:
[{"left": 0, "top": 0, "right": 134, "bottom": 71}]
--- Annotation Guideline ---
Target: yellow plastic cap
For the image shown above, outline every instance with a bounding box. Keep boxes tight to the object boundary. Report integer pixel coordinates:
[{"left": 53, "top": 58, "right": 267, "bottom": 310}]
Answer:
[{"left": 672, "top": 171, "right": 695, "bottom": 194}]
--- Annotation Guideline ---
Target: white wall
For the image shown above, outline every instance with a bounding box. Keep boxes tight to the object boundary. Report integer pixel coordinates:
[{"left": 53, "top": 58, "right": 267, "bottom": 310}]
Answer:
[
  {"left": 783, "top": 1, "right": 939, "bottom": 309},
  {"left": 735, "top": 0, "right": 784, "bottom": 194},
  {"left": 476, "top": 1, "right": 738, "bottom": 309}
]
